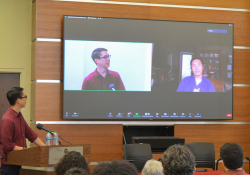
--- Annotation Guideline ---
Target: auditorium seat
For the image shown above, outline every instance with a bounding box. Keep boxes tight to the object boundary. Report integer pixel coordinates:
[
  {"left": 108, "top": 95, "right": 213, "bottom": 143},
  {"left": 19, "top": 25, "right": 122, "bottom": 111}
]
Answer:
[
  {"left": 123, "top": 144, "right": 152, "bottom": 171},
  {"left": 246, "top": 157, "right": 250, "bottom": 174},
  {"left": 185, "top": 142, "right": 215, "bottom": 170}
]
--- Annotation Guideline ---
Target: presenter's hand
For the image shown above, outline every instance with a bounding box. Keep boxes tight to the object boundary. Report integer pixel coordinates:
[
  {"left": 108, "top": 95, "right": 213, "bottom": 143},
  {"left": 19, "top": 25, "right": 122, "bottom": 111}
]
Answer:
[{"left": 13, "top": 145, "right": 24, "bottom": 151}]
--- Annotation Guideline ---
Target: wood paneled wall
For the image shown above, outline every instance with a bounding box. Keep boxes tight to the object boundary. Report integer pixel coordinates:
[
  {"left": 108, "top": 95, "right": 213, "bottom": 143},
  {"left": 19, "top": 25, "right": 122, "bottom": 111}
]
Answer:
[
  {"left": 33, "top": 1, "right": 250, "bottom": 46},
  {"left": 35, "top": 124, "right": 123, "bottom": 161},
  {"left": 32, "top": 0, "right": 250, "bottom": 168},
  {"left": 175, "top": 124, "right": 250, "bottom": 159}
]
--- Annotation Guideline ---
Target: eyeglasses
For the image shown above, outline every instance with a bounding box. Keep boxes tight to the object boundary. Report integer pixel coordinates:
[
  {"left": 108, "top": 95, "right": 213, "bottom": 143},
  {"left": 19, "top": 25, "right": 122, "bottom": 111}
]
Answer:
[
  {"left": 100, "top": 55, "right": 111, "bottom": 59},
  {"left": 20, "top": 95, "right": 27, "bottom": 99}
]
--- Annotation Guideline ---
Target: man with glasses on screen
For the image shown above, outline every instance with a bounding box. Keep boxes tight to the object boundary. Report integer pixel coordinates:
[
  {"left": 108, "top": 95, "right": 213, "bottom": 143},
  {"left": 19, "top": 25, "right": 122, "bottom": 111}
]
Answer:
[
  {"left": 177, "top": 58, "right": 215, "bottom": 92},
  {"left": 81, "top": 48, "right": 125, "bottom": 91},
  {"left": 0, "top": 87, "right": 45, "bottom": 175}
]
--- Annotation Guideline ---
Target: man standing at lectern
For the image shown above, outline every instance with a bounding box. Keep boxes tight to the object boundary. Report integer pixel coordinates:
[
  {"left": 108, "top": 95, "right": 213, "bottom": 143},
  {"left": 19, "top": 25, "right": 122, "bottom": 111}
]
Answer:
[{"left": 0, "top": 87, "right": 45, "bottom": 175}]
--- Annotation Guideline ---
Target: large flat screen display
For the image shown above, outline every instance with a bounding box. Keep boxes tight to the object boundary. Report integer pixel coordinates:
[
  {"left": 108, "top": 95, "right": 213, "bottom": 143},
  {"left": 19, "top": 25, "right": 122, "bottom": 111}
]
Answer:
[{"left": 63, "top": 15, "right": 233, "bottom": 120}]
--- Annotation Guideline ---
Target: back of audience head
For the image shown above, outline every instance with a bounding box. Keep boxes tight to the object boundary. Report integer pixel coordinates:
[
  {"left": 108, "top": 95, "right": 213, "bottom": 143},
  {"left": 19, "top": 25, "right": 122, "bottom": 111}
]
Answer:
[
  {"left": 162, "top": 144, "right": 196, "bottom": 175},
  {"left": 142, "top": 159, "right": 164, "bottom": 175},
  {"left": 220, "top": 143, "right": 244, "bottom": 170},
  {"left": 91, "top": 160, "right": 138, "bottom": 175},
  {"left": 65, "top": 167, "right": 89, "bottom": 175},
  {"left": 54, "top": 151, "right": 90, "bottom": 175}
]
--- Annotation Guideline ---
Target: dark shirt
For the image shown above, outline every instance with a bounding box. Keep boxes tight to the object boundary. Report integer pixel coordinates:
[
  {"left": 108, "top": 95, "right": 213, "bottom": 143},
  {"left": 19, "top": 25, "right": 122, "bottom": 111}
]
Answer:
[
  {"left": 0, "top": 107, "right": 38, "bottom": 166},
  {"left": 177, "top": 76, "right": 215, "bottom": 92},
  {"left": 221, "top": 169, "right": 249, "bottom": 175},
  {"left": 82, "top": 69, "right": 125, "bottom": 90}
]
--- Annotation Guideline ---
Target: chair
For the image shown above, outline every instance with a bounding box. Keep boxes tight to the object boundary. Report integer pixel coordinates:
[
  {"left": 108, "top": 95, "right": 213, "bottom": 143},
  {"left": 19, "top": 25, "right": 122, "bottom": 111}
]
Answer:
[
  {"left": 185, "top": 142, "right": 215, "bottom": 170},
  {"left": 246, "top": 157, "right": 250, "bottom": 174},
  {"left": 123, "top": 144, "right": 152, "bottom": 171}
]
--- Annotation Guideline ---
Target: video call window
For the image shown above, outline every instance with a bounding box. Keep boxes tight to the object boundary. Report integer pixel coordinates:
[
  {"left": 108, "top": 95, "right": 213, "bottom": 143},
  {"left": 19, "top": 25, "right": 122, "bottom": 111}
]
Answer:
[
  {"left": 64, "top": 40, "right": 153, "bottom": 91},
  {"left": 63, "top": 16, "right": 233, "bottom": 120}
]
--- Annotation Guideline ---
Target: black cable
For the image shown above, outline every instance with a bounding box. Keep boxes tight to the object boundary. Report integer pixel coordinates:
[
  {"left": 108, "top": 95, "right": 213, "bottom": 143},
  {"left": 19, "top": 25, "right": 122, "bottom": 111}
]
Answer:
[
  {"left": 59, "top": 135, "right": 72, "bottom": 145},
  {"left": 158, "top": 127, "right": 164, "bottom": 136},
  {"left": 165, "top": 127, "right": 169, "bottom": 136},
  {"left": 216, "top": 158, "right": 222, "bottom": 170},
  {"left": 158, "top": 126, "right": 169, "bottom": 136}
]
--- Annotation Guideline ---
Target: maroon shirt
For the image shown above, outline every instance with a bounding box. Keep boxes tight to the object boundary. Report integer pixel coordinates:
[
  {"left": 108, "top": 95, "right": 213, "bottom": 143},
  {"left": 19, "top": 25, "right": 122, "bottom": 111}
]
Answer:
[
  {"left": 0, "top": 107, "right": 38, "bottom": 166},
  {"left": 222, "top": 169, "right": 249, "bottom": 175},
  {"left": 82, "top": 69, "right": 125, "bottom": 90}
]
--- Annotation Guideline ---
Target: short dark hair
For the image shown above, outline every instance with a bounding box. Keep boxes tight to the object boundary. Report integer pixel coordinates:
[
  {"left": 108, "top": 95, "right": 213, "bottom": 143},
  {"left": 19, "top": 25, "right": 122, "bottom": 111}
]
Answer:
[
  {"left": 54, "top": 151, "right": 90, "bottom": 175},
  {"left": 190, "top": 57, "right": 204, "bottom": 68},
  {"left": 65, "top": 168, "right": 89, "bottom": 175},
  {"left": 91, "top": 48, "right": 108, "bottom": 64},
  {"left": 7, "top": 87, "right": 24, "bottom": 106},
  {"left": 92, "top": 160, "right": 138, "bottom": 175},
  {"left": 220, "top": 143, "right": 244, "bottom": 169},
  {"left": 162, "top": 145, "right": 195, "bottom": 175}
]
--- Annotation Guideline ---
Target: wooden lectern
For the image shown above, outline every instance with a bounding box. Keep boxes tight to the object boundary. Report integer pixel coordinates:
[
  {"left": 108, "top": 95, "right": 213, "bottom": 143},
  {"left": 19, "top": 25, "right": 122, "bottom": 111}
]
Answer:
[{"left": 7, "top": 145, "right": 90, "bottom": 175}]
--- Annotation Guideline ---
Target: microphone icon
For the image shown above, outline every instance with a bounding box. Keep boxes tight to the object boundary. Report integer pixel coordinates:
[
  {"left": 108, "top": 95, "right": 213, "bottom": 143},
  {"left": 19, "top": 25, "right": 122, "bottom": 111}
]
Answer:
[{"left": 109, "top": 84, "right": 115, "bottom": 91}]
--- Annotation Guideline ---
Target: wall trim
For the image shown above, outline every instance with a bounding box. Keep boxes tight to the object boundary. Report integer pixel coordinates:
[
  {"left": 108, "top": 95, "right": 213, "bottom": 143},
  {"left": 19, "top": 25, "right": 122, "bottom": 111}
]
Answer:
[
  {"left": 53, "top": 0, "right": 250, "bottom": 12},
  {"left": 36, "top": 80, "right": 61, "bottom": 83},
  {"left": 36, "top": 38, "right": 61, "bottom": 42},
  {"left": 36, "top": 121, "right": 250, "bottom": 125}
]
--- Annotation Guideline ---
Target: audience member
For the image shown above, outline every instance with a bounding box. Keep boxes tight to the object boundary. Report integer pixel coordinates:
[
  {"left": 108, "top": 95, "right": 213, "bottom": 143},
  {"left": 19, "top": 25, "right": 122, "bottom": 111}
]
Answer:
[
  {"left": 162, "top": 144, "right": 196, "bottom": 175},
  {"left": 54, "top": 151, "right": 90, "bottom": 175},
  {"left": 65, "top": 167, "right": 88, "bottom": 175},
  {"left": 220, "top": 143, "right": 249, "bottom": 175},
  {"left": 91, "top": 160, "right": 138, "bottom": 175},
  {"left": 142, "top": 159, "right": 164, "bottom": 175}
]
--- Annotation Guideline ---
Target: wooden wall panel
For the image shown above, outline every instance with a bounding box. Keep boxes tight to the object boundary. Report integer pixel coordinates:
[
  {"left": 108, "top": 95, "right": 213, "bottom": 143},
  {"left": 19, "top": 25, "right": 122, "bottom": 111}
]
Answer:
[
  {"left": 36, "top": 83, "right": 62, "bottom": 121},
  {"left": 233, "top": 87, "right": 250, "bottom": 121},
  {"left": 31, "top": 82, "right": 36, "bottom": 121},
  {"left": 175, "top": 124, "right": 250, "bottom": 159},
  {"left": 31, "top": 41, "right": 36, "bottom": 81},
  {"left": 35, "top": 41, "right": 62, "bottom": 80},
  {"left": 35, "top": 124, "right": 123, "bottom": 161},
  {"left": 234, "top": 49, "right": 250, "bottom": 84},
  {"left": 36, "top": 0, "right": 150, "bottom": 39},
  {"left": 149, "top": 7, "right": 250, "bottom": 47},
  {"left": 35, "top": 0, "right": 250, "bottom": 46}
]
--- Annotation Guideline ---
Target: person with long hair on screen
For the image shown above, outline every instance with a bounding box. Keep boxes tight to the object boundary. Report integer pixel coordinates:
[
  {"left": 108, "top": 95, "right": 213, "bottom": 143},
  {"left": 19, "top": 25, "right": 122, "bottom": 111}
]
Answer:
[{"left": 177, "top": 58, "right": 215, "bottom": 92}]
